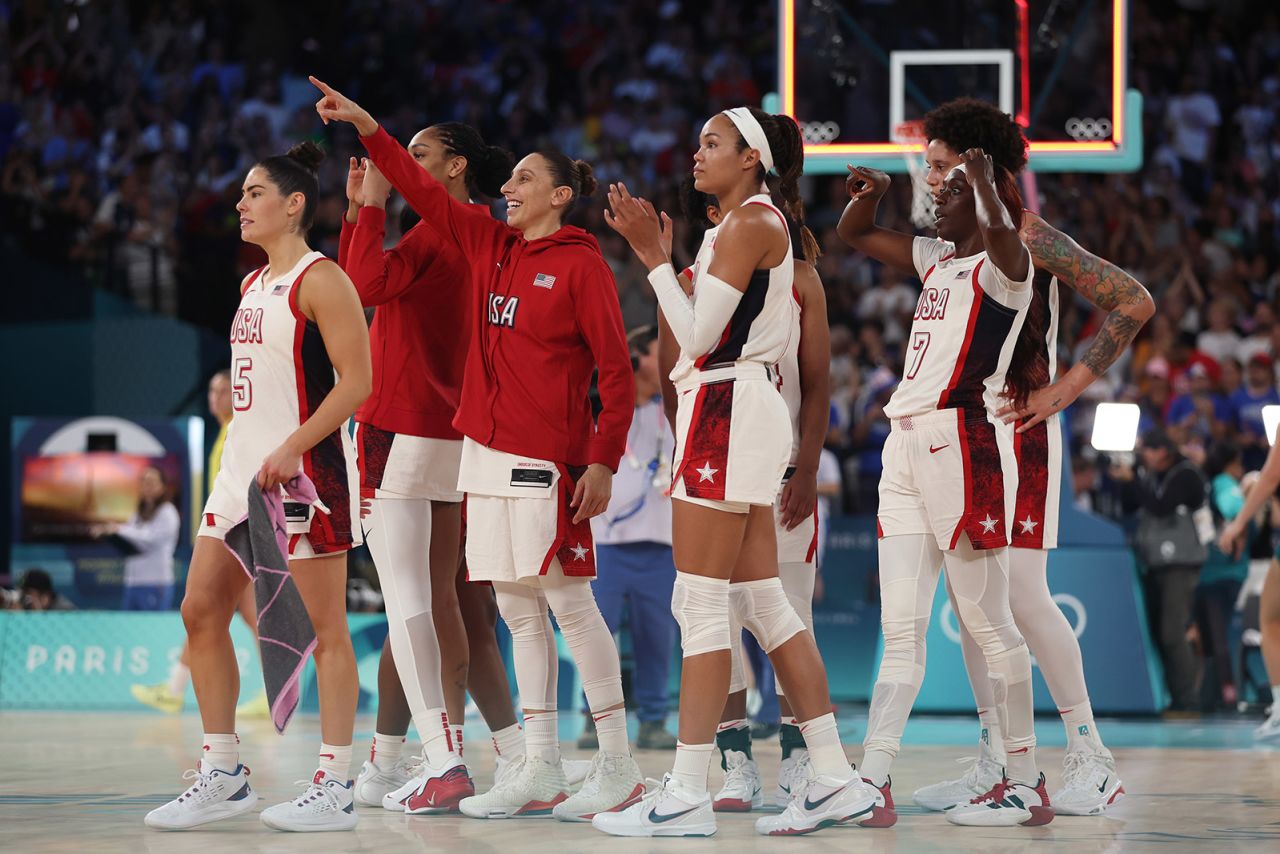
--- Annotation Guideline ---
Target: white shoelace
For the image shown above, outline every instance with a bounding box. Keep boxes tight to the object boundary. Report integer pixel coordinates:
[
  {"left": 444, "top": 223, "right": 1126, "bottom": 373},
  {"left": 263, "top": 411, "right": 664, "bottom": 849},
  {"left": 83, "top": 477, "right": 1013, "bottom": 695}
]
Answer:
[
  {"left": 722, "top": 753, "right": 756, "bottom": 789},
  {"left": 287, "top": 779, "right": 342, "bottom": 811},
  {"left": 174, "top": 768, "right": 216, "bottom": 806}
]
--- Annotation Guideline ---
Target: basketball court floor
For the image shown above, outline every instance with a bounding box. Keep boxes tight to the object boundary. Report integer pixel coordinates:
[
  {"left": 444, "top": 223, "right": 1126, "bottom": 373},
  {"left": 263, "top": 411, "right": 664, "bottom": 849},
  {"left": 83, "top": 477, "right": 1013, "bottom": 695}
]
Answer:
[{"left": 4, "top": 710, "right": 1277, "bottom": 853}]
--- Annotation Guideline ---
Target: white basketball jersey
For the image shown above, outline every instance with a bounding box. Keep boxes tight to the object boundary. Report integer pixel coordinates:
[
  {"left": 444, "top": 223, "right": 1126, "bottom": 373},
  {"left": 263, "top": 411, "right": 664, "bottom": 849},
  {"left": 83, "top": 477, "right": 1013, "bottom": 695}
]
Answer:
[
  {"left": 776, "top": 281, "right": 803, "bottom": 464},
  {"left": 883, "top": 237, "right": 1033, "bottom": 419},
  {"left": 670, "top": 194, "right": 796, "bottom": 384},
  {"left": 220, "top": 250, "right": 359, "bottom": 512}
]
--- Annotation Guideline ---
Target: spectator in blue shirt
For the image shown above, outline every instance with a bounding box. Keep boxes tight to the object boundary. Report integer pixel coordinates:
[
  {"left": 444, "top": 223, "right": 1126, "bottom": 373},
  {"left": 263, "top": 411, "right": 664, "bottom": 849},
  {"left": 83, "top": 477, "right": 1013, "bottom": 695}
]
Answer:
[
  {"left": 1167, "top": 362, "right": 1232, "bottom": 443},
  {"left": 1230, "top": 353, "right": 1280, "bottom": 469}
]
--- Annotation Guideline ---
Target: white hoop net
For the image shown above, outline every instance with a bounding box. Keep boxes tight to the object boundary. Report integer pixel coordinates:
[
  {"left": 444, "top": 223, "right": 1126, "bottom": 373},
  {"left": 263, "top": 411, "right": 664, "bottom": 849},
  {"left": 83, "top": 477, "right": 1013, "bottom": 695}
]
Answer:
[{"left": 893, "top": 120, "right": 934, "bottom": 230}]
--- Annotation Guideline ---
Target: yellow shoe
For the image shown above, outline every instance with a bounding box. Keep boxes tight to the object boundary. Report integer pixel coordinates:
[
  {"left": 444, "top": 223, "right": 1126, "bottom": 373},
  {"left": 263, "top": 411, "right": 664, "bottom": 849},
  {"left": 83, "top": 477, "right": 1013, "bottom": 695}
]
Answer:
[
  {"left": 236, "top": 691, "right": 271, "bottom": 719},
  {"left": 131, "top": 682, "right": 183, "bottom": 714}
]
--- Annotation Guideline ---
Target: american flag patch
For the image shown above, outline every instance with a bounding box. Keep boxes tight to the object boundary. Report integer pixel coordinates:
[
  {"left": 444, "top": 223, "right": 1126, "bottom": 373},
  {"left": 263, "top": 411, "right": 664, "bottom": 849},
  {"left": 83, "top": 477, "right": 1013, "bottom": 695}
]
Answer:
[
  {"left": 533, "top": 272, "right": 556, "bottom": 290},
  {"left": 272, "top": 283, "right": 290, "bottom": 295}
]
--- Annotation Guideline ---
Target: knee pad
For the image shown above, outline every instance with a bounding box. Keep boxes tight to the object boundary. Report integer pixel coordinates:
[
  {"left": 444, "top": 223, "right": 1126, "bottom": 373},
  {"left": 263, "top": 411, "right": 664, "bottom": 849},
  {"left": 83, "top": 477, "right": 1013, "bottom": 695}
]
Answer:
[
  {"left": 671, "top": 572, "right": 731, "bottom": 657},
  {"left": 727, "top": 612, "right": 748, "bottom": 693},
  {"left": 729, "top": 577, "right": 806, "bottom": 654},
  {"left": 778, "top": 562, "right": 816, "bottom": 633}
]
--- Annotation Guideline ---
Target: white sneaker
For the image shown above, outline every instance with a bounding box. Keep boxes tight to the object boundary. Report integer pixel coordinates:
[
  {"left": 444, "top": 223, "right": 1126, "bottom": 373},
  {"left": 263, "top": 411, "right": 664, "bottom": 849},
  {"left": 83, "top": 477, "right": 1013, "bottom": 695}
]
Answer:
[
  {"left": 591, "top": 774, "right": 717, "bottom": 837},
  {"left": 354, "top": 753, "right": 414, "bottom": 807},
  {"left": 754, "top": 774, "right": 876, "bottom": 836},
  {"left": 552, "top": 752, "right": 645, "bottom": 821},
  {"left": 912, "top": 736, "right": 1004, "bottom": 811},
  {"left": 380, "top": 754, "right": 424, "bottom": 811},
  {"left": 774, "top": 749, "right": 811, "bottom": 806},
  {"left": 1052, "top": 749, "right": 1125, "bottom": 815},
  {"left": 144, "top": 761, "right": 257, "bottom": 830},
  {"left": 712, "top": 750, "right": 763, "bottom": 812},
  {"left": 945, "top": 774, "right": 1054, "bottom": 827},
  {"left": 1255, "top": 713, "right": 1280, "bottom": 742},
  {"left": 563, "top": 757, "right": 591, "bottom": 787},
  {"left": 260, "top": 772, "right": 358, "bottom": 832},
  {"left": 402, "top": 755, "right": 475, "bottom": 815},
  {"left": 458, "top": 755, "right": 569, "bottom": 819}
]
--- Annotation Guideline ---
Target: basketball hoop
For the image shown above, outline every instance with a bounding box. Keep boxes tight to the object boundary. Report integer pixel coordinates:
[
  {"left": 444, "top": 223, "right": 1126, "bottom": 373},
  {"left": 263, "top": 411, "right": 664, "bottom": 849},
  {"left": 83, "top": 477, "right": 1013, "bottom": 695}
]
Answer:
[{"left": 892, "top": 120, "right": 934, "bottom": 230}]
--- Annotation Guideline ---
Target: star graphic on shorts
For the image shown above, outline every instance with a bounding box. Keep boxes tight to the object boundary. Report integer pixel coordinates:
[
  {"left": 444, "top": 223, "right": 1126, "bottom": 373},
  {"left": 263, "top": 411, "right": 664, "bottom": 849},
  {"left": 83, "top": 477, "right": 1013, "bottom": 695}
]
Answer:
[
  {"left": 696, "top": 462, "right": 719, "bottom": 483},
  {"left": 980, "top": 515, "right": 1000, "bottom": 534},
  {"left": 569, "top": 543, "right": 590, "bottom": 562},
  {"left": 1019, "top": 516, "right": 1039, "bottom": 534}
]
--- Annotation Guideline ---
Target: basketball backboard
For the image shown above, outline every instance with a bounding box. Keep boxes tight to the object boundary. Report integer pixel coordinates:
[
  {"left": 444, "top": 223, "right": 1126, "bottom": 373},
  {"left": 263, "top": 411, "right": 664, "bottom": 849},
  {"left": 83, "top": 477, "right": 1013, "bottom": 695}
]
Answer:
[{"left": 769, "top": 0, "right": 1142, "bottom": 174}]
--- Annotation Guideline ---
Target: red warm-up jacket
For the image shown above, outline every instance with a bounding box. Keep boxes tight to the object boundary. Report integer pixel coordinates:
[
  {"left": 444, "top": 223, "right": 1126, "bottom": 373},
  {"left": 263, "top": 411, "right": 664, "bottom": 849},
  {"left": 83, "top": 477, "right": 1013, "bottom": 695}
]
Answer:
[
  {"left": 338, "top": 206, "right": 476, "bottom": 439},
  {"left": 361, "top": 126, "right": 634, "bottom": 471}
]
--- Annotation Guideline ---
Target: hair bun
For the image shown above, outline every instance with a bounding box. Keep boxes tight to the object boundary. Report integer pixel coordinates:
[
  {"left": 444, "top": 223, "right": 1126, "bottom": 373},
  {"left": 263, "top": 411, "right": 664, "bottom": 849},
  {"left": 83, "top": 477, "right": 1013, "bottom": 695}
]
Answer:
[
  {"left": 572, "top": 159, "right": 597, "bottom": 197},
  {"left": 285, "top": 140, "right": 325, "bottom": 172}
]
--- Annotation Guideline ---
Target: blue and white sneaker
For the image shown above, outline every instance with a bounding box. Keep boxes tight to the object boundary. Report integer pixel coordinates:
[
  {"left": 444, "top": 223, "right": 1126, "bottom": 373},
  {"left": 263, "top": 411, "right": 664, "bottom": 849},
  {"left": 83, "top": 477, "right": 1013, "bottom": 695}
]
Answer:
[
  {"left": 144, "top": 761, "right": 257, "bottom": 830},
  {"left": 591, "top": 774, "right": 717, "bottom": 837},
  {"left": 945, "top": 773, "right": 1054, "bottom": 827},
  {"left": 260, "top": 771, "right": 358, "bottom": 832},
  {"left": 754, "top": 773, "right": 876, "bottom": 836}
]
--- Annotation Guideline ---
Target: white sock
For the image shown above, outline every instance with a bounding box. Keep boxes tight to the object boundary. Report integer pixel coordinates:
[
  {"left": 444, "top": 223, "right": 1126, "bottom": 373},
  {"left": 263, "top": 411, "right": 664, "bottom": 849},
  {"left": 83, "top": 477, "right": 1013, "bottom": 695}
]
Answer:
[
  {"left": 449, "top": 719, "right": 464, "bottom": 758},
  {"left": 717, "top": 717, "right": 750, "bottom": 733},
  {"left": 799, "top": 713, "right": 853, "bottom": 782},
  {"left": 860, "top": 749, "right": 892, "bottom": 787},
  {"left": 977, "top": 707, "right": 1006, "bottom": 756},
  {"left": 372, "top": 732, "right": 405, "bottom": 767},
  {"left": 415, "top": 708, "right": 455, "bottom": 767},
  {"left": 671, "top": 741, "right": 714, "bottom": 796},
  {"left": 524, "top": 710, "right": 559, "bottom": 764},
  {"left": 594, "top": 708, "right": 630, "bottom": 756},
  {"left": 491, "top": 723, "right": 525, "bottom": 759},
  {"left": 201, "top": 733, "right": 239, "bottom": 773},
  {"left": 318, "top": 743, "right": 352, "bottom": 782},
  {"left": 1061, "top": 701, "right": 1105, "bottom": 752},
  {"left": 167, "top": 662, "right": 190, "bottom": 697}
]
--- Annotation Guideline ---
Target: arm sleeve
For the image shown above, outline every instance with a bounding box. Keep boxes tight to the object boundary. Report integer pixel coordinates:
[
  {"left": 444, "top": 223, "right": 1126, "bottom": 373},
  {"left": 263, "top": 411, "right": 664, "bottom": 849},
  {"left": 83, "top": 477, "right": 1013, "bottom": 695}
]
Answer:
[
  {"left": 115, "top": 505, "right": 180, "bottom": 555},
  {"left": 574, "top": 261, "right": 635, "bottom": 471},
  {"left": 647, "top": 264, "right": 743, "bottom": 358},
  {"left": 360, "top": 126, "right": 507, "bottom": 260},
  {"left": 341, "top": 206, "right": 438, "bottom": 307}
]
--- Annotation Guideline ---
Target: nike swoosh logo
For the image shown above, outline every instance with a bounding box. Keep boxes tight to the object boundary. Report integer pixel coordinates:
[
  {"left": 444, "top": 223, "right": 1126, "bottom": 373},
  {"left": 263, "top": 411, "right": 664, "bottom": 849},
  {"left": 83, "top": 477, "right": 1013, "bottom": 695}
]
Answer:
[
  {"left": 648, "top": 805, "right": 698, "bottom": 823},
  {"left": 929, "top": 444, "right": 950, "bottom": 454},
  {"left": 803, "top": 788, "right": 841, "bottom": 811},
  {"left": 319, "top": 753, "right": 335, "bottom": 760},
  {"left": 1097, "top": 777, "right": 1108, "bottom": 794}
]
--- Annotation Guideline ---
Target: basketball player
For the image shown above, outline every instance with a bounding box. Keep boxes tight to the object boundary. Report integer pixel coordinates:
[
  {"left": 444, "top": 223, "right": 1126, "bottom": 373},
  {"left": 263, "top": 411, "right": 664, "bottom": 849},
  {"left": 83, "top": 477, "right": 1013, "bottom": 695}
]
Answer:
[
  {"left": 145, "top": 142, "right": 371, "bottom": 832},
  {"left": 336, "top": 124, "right": 516, "bottom": 813},
  {"left": 1219, "top": 440, "right": 1280, "bottom": 742},
  {"left": 839, "top": 149, "right": 1053, "bottom": 827},
  {"left": 596, "top": 107, "right": 876, "bottom": 838},
  {"left": 311, "top": 77, "right": 644, "bottom": 822},
  {"left": 132, "top": 369, "right": 267, "bottom": 719},
  {"left": 672, "top": 188, "right": 836, "bottom": 814},
  {"left": 909, "top": 99, "right": 1152, "bottom": 816}
]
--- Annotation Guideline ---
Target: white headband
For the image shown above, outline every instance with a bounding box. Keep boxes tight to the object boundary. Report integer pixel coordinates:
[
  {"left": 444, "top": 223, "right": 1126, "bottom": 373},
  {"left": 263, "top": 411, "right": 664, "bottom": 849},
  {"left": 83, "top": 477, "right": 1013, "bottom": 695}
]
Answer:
[
  {"left": 947, "top": 163, "right": 968, "bottom": 180},
  {"left": 722, "top": 107, "right": 775, "bottom": 174}
]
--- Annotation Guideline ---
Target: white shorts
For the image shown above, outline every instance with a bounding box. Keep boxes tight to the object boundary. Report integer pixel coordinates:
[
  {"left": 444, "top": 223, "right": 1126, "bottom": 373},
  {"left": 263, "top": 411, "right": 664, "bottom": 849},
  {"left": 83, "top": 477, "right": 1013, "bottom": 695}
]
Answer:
[
  {"left": 877, "top": 408, "right": 1016, "bottom": 551},
  {"left": 1009, "top": 413, "right": 1062, "bottom": 550},
  {"left": 355, "top": 422, "right": 463, "bottom": 502},
  {"left": 774, "top": 467, "right": 818, "bottom": 565},
  {"left": 670, "top": 363, "right": 791, "bottom": 512}
]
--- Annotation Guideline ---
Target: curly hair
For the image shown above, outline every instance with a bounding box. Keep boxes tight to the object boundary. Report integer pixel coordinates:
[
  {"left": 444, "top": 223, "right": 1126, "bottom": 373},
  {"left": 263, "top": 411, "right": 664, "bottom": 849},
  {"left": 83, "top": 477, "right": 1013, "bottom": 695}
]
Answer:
[{"left": 922, "top": 98, "right": 1028, "bottom": 176}]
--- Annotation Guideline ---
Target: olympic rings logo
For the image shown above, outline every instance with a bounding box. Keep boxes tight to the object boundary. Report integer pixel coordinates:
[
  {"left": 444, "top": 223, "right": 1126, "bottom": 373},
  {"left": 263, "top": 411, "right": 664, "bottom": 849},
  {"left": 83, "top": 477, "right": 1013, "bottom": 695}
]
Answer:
[
  {"left": 940, "top": 593, "right": 1087, "bottom": 664},
  {"left": 801, "top": 121, "right": 841, "bottom": 144},
  {"left": 1065, "top": 117, "right": 1113, "bottom": 141}
]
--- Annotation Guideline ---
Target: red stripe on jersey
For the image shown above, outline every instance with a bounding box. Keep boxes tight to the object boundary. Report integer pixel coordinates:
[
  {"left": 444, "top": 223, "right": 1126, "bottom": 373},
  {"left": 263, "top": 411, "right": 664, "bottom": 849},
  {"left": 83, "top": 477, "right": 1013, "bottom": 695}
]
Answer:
[
  {"left": 937, "top": 259, "right": 986, "bottom": 410},
  {"left": 876, "top": 518, "right": 884, "bottom": 539},
  {"left": 1011, "top": 418, "right": 1049, "bottom": 549},
  {"left": 805, "top": 506, "right": 819, "bottom": 563},
  {"left": 240, "top": 266, "right": 265, "bottom": 296},
  {"left": 695, "top": 325, "right": 733, "bottom": 370},
  {"left": 921, "top": 263, "right": 938, "bottom": 283},
  {"left": 677, "top": 382, "right": 733, "bottom": 501},
  {"left": 204, "top": 513, "right": 216, "bottom": 527},
  {"left": 950, "top": 410, "right": 972, "bottom": 550},
  {"left": 669, "top": 385, "right": 709, "bottom": 493}
]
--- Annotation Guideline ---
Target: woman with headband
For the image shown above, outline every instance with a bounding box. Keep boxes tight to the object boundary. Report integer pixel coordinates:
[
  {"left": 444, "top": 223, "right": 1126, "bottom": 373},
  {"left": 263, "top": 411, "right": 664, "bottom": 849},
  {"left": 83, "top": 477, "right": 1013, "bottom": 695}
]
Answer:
[{"left": 597, "top": 107, "right": 877, "bottom": 838}]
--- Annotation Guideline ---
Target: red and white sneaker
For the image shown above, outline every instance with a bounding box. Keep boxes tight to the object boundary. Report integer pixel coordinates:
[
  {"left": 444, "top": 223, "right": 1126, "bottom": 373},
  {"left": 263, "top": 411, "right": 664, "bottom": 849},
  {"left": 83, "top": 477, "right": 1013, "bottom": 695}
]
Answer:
[
  {"left": 459, "top": 755, "right": 569, "bottom": 819},
  {"left": 712, "top": 750, "right": 764, "bottom": 812},
  {"left": 853, "top": 777, "right": 897, "bottom": 827},
  {"left": 552, "top": 752, "right": 644, "bottom": 821},
  {"left": 402, "top": 756, "right": 475, "bottom": 815},
  {"left": 945, "top": 774, "right": 1054, "bottom": 827}
]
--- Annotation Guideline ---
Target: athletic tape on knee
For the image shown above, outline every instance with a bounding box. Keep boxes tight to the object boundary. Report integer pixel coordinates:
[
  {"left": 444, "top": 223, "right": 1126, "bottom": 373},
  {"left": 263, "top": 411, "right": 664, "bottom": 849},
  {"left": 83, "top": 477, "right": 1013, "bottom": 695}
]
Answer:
[
  {"left": 729, "top": 577, "right": 806, "bottom": 654},
  {"left": 728, "top": 612, "right": 748, "bottom": 694},
  {"left": 671, "top": 572, "right": 731, "bottom": 657}
]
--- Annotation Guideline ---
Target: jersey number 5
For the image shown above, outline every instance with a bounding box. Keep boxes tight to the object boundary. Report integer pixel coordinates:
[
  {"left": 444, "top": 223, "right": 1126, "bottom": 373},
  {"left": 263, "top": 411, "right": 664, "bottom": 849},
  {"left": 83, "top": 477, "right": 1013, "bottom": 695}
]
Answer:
[
  {"left": 233, "top": 357, "right": 253, "bottom": 411},
  {"left": 905, "top": 331, "right": 930, "bottom": 380}
]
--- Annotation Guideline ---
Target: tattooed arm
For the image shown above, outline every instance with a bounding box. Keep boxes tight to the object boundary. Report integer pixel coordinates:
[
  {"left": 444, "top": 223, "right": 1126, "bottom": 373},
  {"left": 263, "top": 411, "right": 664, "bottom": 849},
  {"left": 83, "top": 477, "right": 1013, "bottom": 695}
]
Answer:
[{"left": 998, "top": 211, "right": 1155, "bottom": 432}]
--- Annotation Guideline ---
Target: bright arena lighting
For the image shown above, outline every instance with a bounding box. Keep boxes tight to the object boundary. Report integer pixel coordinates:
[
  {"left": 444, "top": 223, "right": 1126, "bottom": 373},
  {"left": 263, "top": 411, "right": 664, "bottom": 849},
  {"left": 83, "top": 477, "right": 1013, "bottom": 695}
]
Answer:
[
  {"left": 1263, "top": 405, "right": 1280, "bottom": 446},
  {"left": 1091, "top": 403, "right": 1141, "bottom": 452}
]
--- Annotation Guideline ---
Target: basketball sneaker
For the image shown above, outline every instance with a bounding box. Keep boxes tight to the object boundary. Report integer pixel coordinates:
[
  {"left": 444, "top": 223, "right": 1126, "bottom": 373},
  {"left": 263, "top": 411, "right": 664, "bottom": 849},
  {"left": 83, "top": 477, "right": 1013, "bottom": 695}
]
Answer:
[
  {"left": 754, "top": 774, "right": 877, "bottom": 836},
  {"left": 912, "top": 736, "right": 1004, "bottom": 811},
  {"left": 552, "top": 751, "right": 644, "bottom": 821},
  {"left": 853, "top": 777, "right": 897, "bottom": 828},
  {"left": 1052, "top": 749, "right": 1125, "bottom": 815},
  {"left": 945, "top": 773, "right": 1054, "bottom": 827},
  {"left": 354, "top": 752, "right": 415, "bottom": 807},
  {"left": 259, "top": 771, "right": 358, "bottom": 832},
  {"left": 712, "top": 750, "right": 763, "bottom": 812},
  {"left": 132, "top": 682, "right": 183, "bottom": 715},
  {"left": 1255, "top": 712, "right": 1280, "bottom": 742},
  {"left": 381, "top": 754, "right": 424, "bottom": 811},
  {"left": 144, "top": 761, "right": 257, "bottom": 830},
  {"left": 774, "top": 748, "right": 811, "bottom": 806},
  {"left": 402, "top": 756, "right": 475, "bottom": 815},
  {"left": 563, "top": 758, "right": 591, "bottom": 787},
  {"left": 458, "top": 755, "right": 569, "bottom": 818},
  {"left": 591, "top": 774, "right": 717, "bottom": 837}
]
